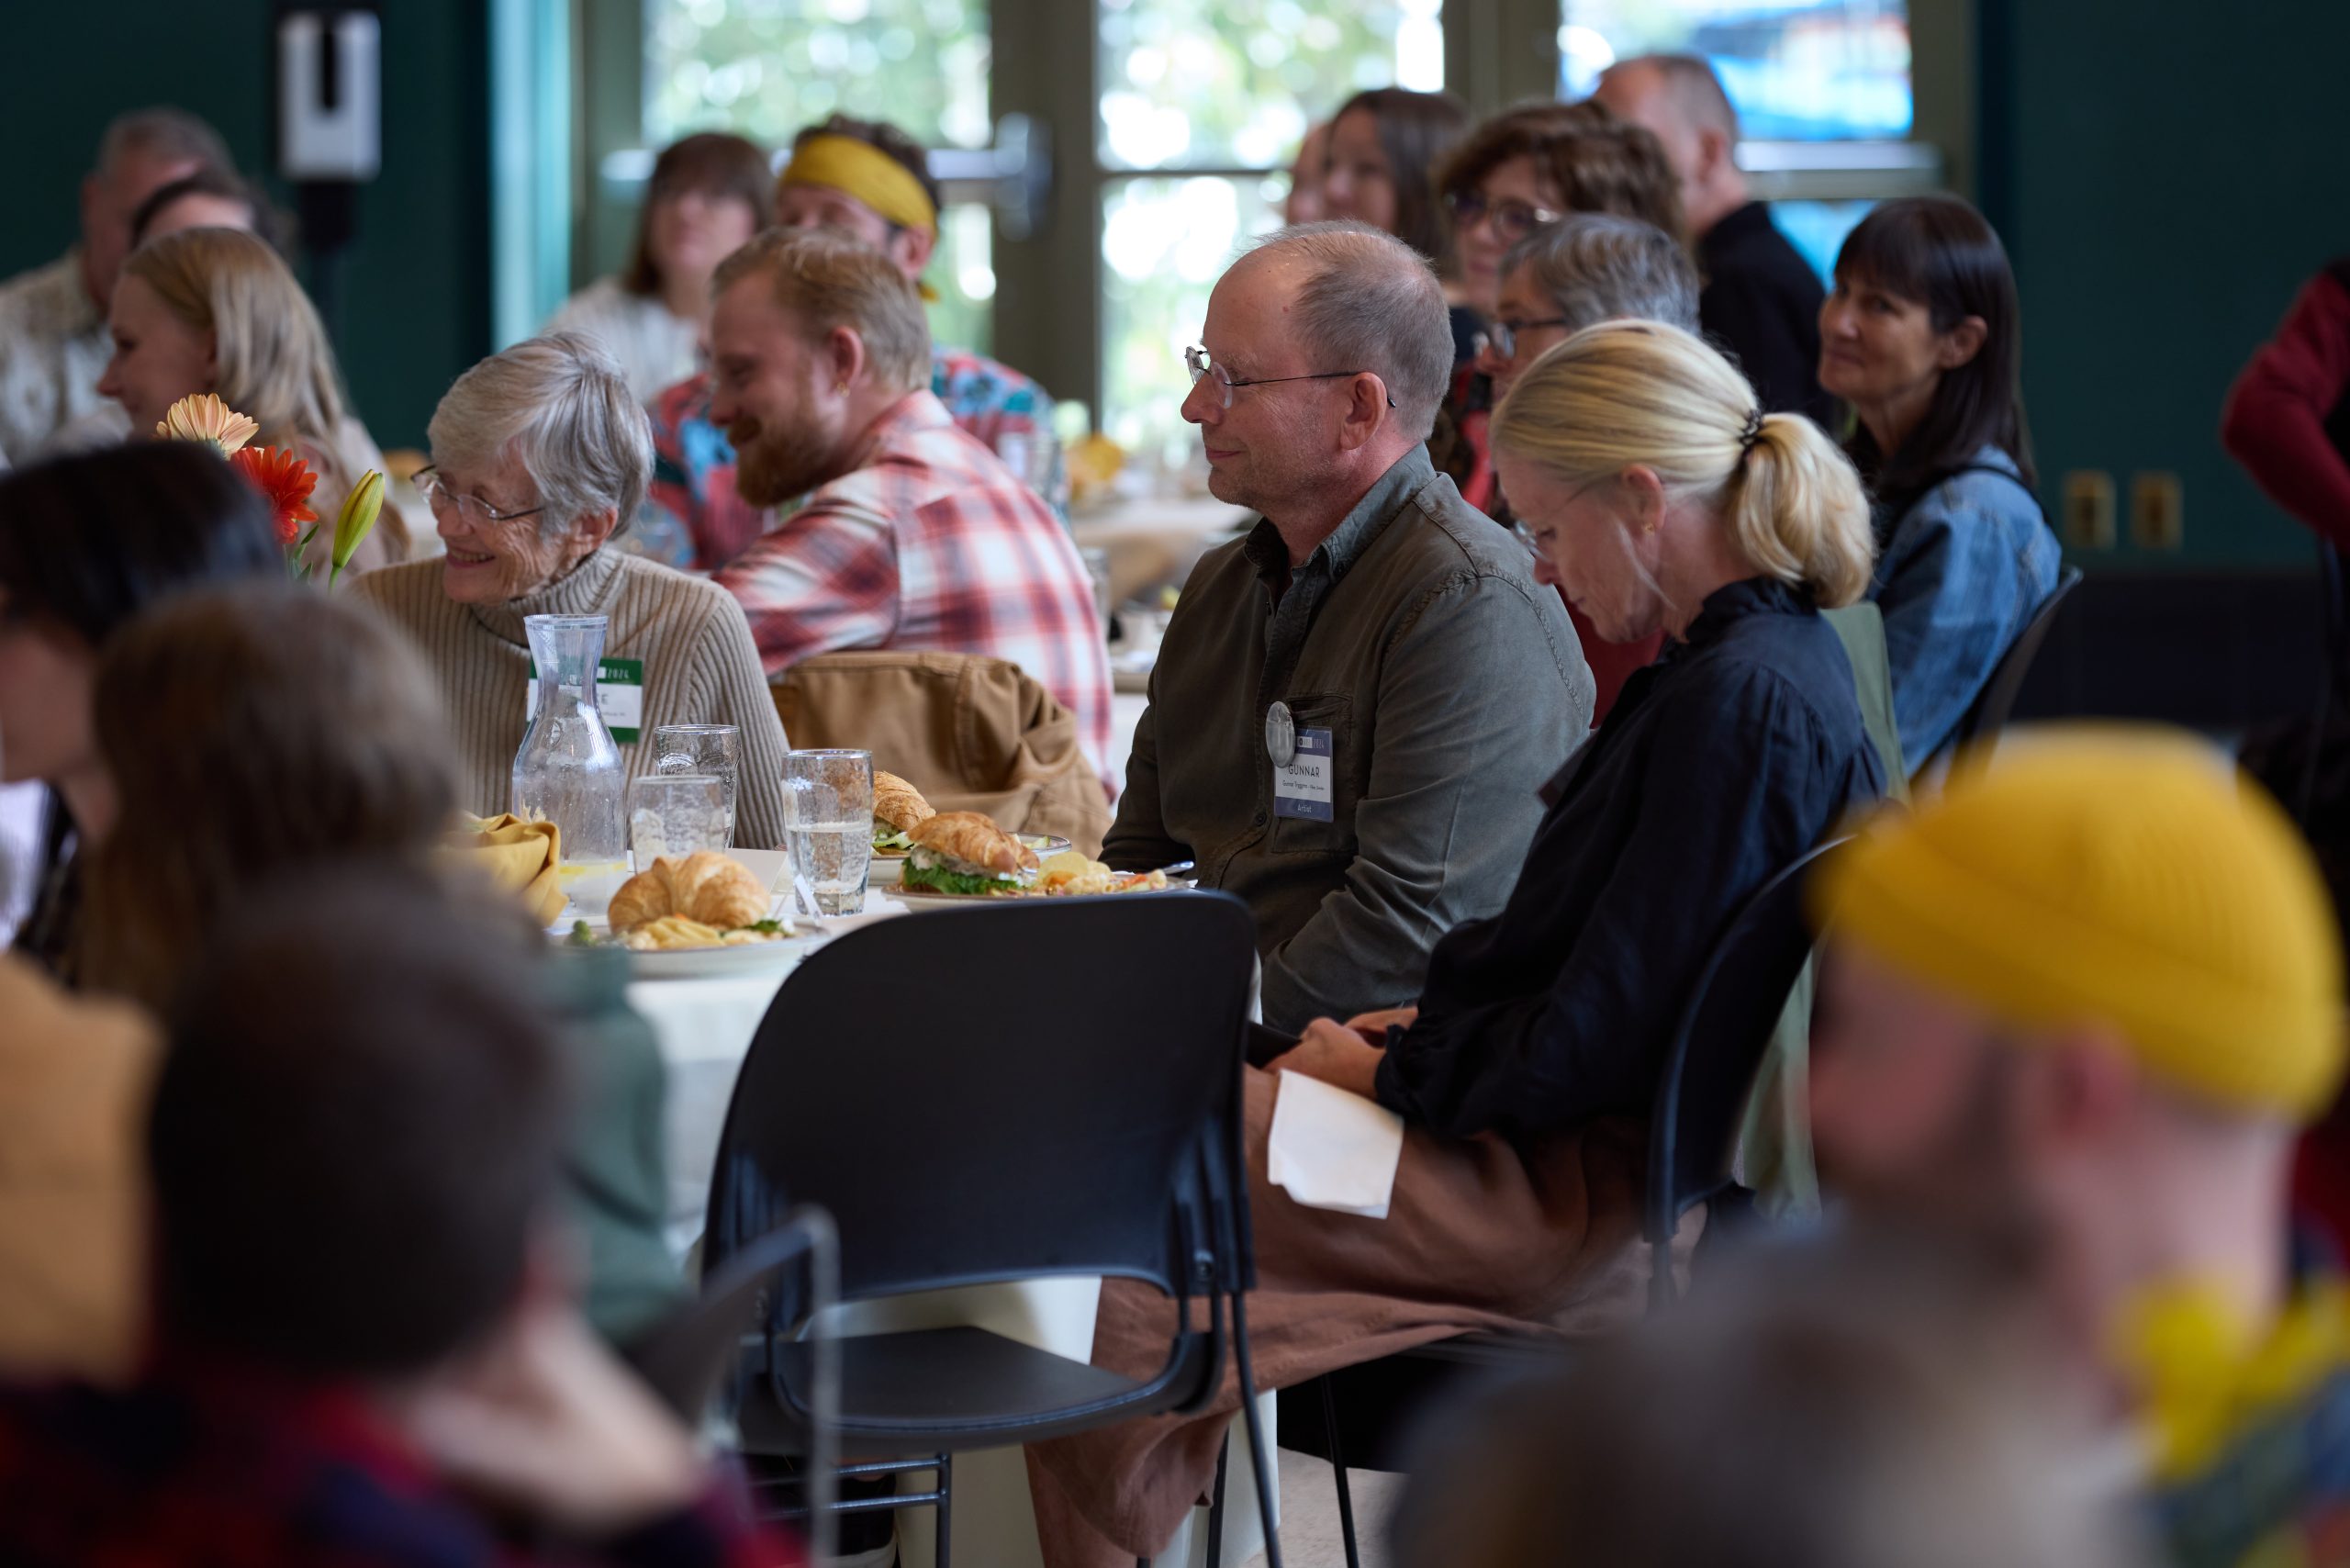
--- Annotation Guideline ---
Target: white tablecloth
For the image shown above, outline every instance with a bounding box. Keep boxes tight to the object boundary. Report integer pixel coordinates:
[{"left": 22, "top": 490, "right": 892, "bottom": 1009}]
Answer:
[{"left": 630, "top": 951, "right": 1272, "bottom": 1567}]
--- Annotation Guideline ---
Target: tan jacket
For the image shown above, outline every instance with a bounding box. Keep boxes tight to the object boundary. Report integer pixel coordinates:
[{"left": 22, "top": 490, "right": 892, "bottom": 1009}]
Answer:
[
  {"left": 0, "top": 958, "right": 157, "bottom": 1383},
  {"left": 774, "top": 650, "right": 1112, "bottom": 856}
]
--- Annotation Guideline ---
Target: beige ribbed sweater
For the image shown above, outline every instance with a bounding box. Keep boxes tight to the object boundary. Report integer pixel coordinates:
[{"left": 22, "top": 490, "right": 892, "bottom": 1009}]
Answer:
[{"left": 352, "top": 548, "right": 792, "bottom": 848}]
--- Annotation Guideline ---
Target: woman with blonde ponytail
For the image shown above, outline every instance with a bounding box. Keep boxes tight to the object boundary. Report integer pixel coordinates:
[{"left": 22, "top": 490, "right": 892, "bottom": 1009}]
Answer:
[
  {"left": 1033, "top": 332, "right": 1897, "bottom": 1568},
  {"left": 97, "top": 227, "right": 408, "bottom": 572}
]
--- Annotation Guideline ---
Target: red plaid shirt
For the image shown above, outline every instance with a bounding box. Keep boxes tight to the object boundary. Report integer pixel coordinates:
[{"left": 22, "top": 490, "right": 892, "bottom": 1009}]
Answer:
[{"left": 716, "top": 390, "right": 1115, "bottom": 792}]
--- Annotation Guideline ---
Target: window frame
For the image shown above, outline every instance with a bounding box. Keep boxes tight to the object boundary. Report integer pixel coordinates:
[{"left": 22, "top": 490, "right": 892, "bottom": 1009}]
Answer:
[{"left": 574, "top": 0, "right": 1971, "bottom": 424}]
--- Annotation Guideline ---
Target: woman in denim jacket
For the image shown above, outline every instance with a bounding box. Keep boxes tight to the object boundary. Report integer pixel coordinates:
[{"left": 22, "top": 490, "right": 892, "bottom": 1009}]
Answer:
[{"left": 1819, "top": 196, "right": 2061, "bottom": 770}]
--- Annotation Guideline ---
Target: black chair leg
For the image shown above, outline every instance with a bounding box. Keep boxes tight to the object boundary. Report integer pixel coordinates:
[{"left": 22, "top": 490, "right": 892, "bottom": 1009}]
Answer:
[
  {"left": 1203, "top": 1436, "right": 1230, "bottom": 1564},
  {"left": 934, "top": 1451, "right": 952, "bottom": 1568},
  {"left": 1318, "top": 1375, "right": 1360, "bottom": 1568}
]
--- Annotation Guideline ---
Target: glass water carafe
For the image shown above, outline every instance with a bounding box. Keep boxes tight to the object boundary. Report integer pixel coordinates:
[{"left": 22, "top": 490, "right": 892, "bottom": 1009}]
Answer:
[{"left": 512, "top": 614, "right": 629, "bottom": 911}]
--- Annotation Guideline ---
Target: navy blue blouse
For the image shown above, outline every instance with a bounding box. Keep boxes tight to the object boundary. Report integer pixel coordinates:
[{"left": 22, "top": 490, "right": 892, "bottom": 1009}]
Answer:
[{"left": 1373, "top": 577, "right": 1889, "bottom": 1143}]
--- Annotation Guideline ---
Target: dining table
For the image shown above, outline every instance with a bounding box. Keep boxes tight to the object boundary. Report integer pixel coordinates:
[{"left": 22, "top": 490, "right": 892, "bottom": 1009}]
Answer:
[{"left": 605, "top": 855, "right": 1276, "bottom": 1568}]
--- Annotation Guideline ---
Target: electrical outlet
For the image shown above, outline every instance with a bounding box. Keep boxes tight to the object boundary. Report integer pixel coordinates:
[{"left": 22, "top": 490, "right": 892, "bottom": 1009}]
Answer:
[
  {"left": 2061, "top": 470, "right": 2116, "bottom": 549},
  {"left": 2131, "top": 472, "right": 2185, "bottom": 550}
]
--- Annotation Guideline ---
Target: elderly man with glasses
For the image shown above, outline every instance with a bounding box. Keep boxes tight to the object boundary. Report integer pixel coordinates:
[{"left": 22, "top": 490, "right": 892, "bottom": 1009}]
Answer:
[{"left": 1106, "top": 221, "right": 1590, "bottom": 1034}]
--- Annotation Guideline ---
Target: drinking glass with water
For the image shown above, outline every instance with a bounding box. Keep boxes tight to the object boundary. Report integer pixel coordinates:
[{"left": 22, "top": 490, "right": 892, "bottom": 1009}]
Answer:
[
  {"left": 652, "top": 723, "right": 741, "bottom": 848},
  {"left": 784, "top": 749, "right": 874, "bottom": 917}
]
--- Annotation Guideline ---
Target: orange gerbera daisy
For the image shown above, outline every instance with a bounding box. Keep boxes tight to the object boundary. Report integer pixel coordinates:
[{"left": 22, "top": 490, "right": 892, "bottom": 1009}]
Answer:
[{"left": 229, "top": 445, "right": 320, "bottom": 544}]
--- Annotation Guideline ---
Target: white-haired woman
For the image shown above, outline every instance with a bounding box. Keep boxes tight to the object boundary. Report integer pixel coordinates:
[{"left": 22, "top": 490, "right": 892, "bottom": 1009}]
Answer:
[
  {"left": 351, "top": 331, "right": 789, "bottom": 847},
  {"left": 1032, "top": 319, "right": 1894, "bottom": 1568}
]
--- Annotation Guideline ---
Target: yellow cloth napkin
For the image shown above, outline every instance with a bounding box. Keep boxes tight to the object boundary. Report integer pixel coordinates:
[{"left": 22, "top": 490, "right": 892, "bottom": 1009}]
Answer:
[{"left": 445, "top": 813, "right": 565, "bottom": 926}]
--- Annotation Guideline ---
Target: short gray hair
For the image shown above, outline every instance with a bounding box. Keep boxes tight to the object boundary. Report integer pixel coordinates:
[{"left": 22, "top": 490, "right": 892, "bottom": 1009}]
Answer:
[
  {"left": 1502, "top": 214, "right": 1701, "bottom": 335},
  {"left": 427, "top": 331, "right": 653, "bottom": 536},
  {"left": 96, "top": 106, "right": 230, "bottom": 178},
  {"left": 1243, "top": 221, "right": 1453, "bottom": 441}
]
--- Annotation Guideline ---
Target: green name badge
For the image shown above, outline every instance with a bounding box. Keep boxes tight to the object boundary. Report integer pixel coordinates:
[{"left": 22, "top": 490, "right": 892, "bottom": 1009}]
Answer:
[{"left": 525, "top": 657, "right": 646, "bottom": 744}]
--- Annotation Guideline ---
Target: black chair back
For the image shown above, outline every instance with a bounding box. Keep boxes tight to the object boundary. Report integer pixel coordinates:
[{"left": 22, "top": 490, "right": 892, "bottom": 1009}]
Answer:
[
  {"left": 631, "top": 1208, "right": 838, "bottom": 1421},
  {"left": 704, "top": 893, "right": 1259, "bottom": 1316},
  {"left": 1644, "top": 838, "right": 1849, "bottom": 1304},
  {"left": 1937, "top": 566, "right": 2085, "bottom": 770}
]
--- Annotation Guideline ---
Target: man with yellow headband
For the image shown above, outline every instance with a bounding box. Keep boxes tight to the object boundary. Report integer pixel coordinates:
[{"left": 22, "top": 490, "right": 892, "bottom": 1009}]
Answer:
[
  {"left": 1807, "top": 725, "right": 2350, "bottom": 1568},
  {"left": 643, "top": 114, "right": 1064, "bottom": 570}
]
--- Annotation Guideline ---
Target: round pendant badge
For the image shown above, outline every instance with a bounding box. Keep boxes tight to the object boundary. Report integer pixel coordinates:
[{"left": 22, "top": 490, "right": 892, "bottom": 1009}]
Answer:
[{"left": 1264, "top": 700, "right": 1297, "bottom": 767}]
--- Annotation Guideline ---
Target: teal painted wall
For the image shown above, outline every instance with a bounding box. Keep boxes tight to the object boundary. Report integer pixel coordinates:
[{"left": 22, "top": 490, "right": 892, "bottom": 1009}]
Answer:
[
  {"left": 1985, "top": 0, "right": 2350, "bottom": 566},
  {"left": 0, "top": 3, "right": 492, "bottom": 452}
]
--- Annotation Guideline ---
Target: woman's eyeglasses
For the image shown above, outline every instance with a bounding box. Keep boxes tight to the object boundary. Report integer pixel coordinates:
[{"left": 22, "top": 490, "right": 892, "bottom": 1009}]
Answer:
[
  {"left": 1447, "top": 190, "right": 1563, "bottom": 245},
  {"left": 415, "top": 467, "right": 547, "bottom": 528},
  {"left": 1479, "top": 317, "right": 1576, "bottom": 362}
]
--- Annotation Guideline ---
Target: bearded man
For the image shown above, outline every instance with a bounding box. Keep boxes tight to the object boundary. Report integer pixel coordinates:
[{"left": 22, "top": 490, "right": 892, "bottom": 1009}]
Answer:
[{"left": 708, "top": 229, "right": 1113, "bottom": 789}]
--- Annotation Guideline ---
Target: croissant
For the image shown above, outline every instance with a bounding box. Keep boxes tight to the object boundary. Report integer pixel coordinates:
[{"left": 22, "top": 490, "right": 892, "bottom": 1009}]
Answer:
[
  {"left": 874, "top": 770, "right": 935, "bottom": 835},
  {"left": 607, "top": 851, "right": 769, "bottom": 934}
]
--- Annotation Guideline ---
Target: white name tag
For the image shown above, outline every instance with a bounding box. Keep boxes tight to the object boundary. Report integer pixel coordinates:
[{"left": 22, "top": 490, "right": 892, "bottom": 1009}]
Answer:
[
  {"left": 1272, "top": 727, "right": 1335, "bottom": 822},
  {"left": 525, "top": 657, "right": 645, "bottom": 743}
]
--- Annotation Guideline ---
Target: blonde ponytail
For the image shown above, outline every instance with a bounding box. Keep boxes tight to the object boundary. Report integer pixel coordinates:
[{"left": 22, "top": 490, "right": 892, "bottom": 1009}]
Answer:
[{"left": 1491, "top": 319, "right": 1874, "bottom": 607}]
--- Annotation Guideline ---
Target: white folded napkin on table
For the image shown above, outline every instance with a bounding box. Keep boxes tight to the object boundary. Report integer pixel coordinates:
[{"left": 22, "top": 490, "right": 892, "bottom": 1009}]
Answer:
[{"left": 1266, "top": 1070, "right": 1405, "bottom": 1219}]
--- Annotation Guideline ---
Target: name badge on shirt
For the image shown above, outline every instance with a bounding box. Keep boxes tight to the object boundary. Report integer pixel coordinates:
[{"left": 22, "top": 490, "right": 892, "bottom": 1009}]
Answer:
[
  {"left": 1273, "top": 728, "right": 1336, "bottom": 822},
  {"left": 525, "top": 657, "right": 645, "bottom": 744}
]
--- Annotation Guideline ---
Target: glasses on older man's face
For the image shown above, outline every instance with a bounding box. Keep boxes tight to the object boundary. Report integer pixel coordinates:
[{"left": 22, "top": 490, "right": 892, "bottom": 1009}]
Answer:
[
  {"left": 1447, "top": 189, "right": 1562, "bottom": 246},
  {"left": 1182, "top": 346, "right": 1398, "bottom": 411},
  {"left": 415, "top": 467, "right": 547, "bottom": 529}
]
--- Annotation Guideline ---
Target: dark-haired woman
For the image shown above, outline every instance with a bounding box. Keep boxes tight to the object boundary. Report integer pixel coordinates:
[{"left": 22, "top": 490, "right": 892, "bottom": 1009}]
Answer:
[
  {"left": 1820, "top": 195, "right": 2060, "bottom": 769},
  {"left": 0, "top": 443, "right": 283, "bottom": 984},
  {"left": 544, "top": 132, "right": 768, "bottom": 404},
  {"left": 1319, "top": 87, "right": 1473, "bottom": 346}
]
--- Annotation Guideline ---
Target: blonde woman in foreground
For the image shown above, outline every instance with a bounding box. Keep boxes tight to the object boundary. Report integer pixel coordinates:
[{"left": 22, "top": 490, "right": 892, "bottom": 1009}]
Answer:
[
  {"left": 98, "top": 225, "right": 408, "bottom": 571},
  {"left": 1027, "top": 319, "right": 1893, "bottom": 1568}
]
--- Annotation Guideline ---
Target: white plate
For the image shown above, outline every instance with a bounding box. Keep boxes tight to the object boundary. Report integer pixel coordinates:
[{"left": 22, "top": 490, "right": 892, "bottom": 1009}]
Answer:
[
  {"left": 894, "top": 878, "right": 1197, "bottom": 903},
  {"left": 621, "top": 934, "right": 818, "bottom": 980}
]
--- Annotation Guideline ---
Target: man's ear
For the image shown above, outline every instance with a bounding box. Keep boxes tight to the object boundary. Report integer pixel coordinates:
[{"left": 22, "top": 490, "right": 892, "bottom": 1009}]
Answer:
[
  {"left": 889, "top": 224, "right": 937, "bottom": 280},
  {"left": 1694, "top": 123, "right": 1735, "bottom": 185},
  {"left": 825, "top": 325, "right": 869, "bottom": 391},
  {"left": 1335, "top": 373, "right": 1392, "bottom": 452}
]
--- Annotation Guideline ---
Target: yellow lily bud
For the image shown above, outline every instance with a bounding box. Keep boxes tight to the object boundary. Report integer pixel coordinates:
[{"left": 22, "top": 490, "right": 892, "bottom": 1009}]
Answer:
[{"left": 329, "top": 470, "right": 386, "bottom": 588}]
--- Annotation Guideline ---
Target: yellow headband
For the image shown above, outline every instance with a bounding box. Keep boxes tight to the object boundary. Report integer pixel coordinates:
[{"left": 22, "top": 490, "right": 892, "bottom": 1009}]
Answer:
[{"left": 779, "top": 134, "right": 938, "bottom": 236}]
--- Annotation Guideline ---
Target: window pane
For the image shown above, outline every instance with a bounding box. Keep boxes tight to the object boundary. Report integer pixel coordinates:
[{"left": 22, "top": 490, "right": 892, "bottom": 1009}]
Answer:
[
  {"left": 1101, "top": 174, "right": 1283, "bottom": 458},
  {"left": 1559, "top": 2, "right": 1910, "bottom": 140},
  {"left": 646, "top": 0, "right": 991, "bottom": 151},
  {"left": 1098, "top": 0, "right": 1444, "bottom": 172},
  {"left": 1769, "top": 198, "right": 1874, "bottom": 284},
  {"left": 641, "top": 2, "right": 993, "bottom": 353}
]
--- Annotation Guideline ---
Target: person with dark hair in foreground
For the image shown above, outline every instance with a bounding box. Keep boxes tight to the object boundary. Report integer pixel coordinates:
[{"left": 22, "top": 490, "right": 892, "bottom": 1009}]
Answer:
[
  {"left": 0, "top": 442, "right": 283, "bottom": 983},
  {"left": 1820, "top": 195, "right": 2059, "bottom": 767},
  {"left": 0, "top": 866, "right": 798, "bottom": 1567}
]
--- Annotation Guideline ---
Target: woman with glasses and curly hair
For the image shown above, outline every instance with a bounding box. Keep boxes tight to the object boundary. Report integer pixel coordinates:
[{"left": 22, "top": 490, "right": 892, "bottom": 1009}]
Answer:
[{"left": 1426, "top": 100, "right": 1686, "bottom": 511}]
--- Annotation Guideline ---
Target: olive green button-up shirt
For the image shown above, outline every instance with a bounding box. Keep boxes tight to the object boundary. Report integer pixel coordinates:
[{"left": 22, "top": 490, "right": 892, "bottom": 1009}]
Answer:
[{"left": 1106, "top": 447, "right": 1592, "bottom": 1032}]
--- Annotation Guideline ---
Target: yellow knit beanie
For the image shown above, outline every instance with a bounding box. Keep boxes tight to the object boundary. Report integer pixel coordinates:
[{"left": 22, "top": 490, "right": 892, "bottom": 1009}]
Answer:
[{"left": 1816, "top": 725, "right": 2346, "bottom": 1120}]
